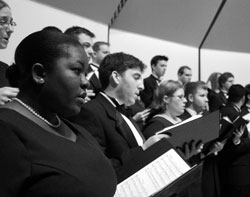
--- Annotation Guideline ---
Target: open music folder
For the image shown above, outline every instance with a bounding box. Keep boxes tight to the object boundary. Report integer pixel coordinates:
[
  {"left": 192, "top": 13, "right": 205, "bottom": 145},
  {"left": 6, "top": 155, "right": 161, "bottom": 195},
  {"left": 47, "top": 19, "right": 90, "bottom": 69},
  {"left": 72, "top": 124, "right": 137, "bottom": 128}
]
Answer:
[
  {"left": 219, "top": 114, "right": 249, "bottom": 142},
  {"left": 156, "top": 110, "right": 220, "bottom": 149},
  {"left": 114, "top": 139, "right": 202, "bottom": 197}
]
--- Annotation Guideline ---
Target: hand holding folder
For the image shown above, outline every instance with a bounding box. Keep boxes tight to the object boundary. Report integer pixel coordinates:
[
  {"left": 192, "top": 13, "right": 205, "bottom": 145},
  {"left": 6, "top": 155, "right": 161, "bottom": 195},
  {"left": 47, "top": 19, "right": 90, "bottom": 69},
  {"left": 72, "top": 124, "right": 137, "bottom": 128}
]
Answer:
[
  {"left": 219, "top": 115, "right": 249, "bottom": 142},
  {"left": 156, "top": 111, "right": 220, "bottom": 151}
]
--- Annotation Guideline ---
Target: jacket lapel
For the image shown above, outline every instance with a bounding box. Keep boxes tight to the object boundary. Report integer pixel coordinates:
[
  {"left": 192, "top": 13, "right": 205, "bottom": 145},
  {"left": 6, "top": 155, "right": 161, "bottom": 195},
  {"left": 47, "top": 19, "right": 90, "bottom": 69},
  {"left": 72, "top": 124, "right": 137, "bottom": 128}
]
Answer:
[
  {"left": 89, "top": 74, "right": 102, "bottom": 90},
  {"left": 96, "top": 94, "right": 139, "bottom": 147}
]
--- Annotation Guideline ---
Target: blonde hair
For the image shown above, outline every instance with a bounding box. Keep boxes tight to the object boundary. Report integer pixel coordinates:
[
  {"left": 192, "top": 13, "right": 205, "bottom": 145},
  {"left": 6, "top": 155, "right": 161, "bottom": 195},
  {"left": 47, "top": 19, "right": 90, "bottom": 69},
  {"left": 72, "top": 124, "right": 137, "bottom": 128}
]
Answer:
[{"left": 152, "top": 80, "right": 183, "bottom": 113}]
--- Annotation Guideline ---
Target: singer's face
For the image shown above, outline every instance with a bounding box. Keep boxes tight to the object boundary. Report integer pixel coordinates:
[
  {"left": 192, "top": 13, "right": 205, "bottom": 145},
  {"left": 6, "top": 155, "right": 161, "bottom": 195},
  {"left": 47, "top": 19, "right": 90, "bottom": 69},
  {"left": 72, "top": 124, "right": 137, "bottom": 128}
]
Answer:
[
  {"left": 192, "top": 88, "right": 208, "bottom": 113},
  {"left": 223, "top": 77, "right": 234, "bottom": 91},
  {"left": 42, "top": 45, "right": 89, "bottom": 117},
  {"left": 153, "top": 60, "right": 168, "bottom": 78},
  {"left": 168, "top": 88, "right": 187, "bottom": 116},
  {"left": 116, "top": 68, "right": 144, "bottom": 106}
]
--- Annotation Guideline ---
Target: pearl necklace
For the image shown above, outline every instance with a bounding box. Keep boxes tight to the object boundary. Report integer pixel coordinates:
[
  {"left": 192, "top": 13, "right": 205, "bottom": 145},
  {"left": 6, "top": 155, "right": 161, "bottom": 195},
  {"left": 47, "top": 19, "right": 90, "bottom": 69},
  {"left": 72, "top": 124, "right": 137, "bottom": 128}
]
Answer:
[{"left": 13, "top": 98, "right": 61, "bottom": 128}]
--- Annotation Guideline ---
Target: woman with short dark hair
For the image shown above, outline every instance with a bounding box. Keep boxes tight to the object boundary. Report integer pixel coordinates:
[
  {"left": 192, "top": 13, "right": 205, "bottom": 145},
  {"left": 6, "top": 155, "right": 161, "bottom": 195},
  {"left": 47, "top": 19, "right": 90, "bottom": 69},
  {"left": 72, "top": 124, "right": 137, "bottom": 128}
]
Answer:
[{"left": 0, "top": 30, "right": 117, "bottom": 197}]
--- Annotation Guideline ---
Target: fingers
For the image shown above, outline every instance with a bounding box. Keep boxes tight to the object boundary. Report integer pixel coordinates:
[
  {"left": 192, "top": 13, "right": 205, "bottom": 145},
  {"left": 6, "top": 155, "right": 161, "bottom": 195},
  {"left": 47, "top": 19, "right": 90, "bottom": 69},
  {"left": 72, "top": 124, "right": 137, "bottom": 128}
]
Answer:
[
  {"left": 133, "top": 109, "right": 151, "bottom": 122},
  {"left": 142, "top": 108, "right": 151, "bottom": 114},
  {"left": 0, "top": 97, "right": 12, "bottom": 106},
  {"left": 196, "top": 143, "right": 204, "bottom": 153},
  {"left": 84, "top": 96, "right": 91, "bottom": 103},
  {"left": 83, "top": 89, "right": 96, "bottom": 103},
  {"left": 0, "top": 87, "right": 19, "bottom": 98},
  {"left": 86, "top": 89, "right": 95, "bottom": 97}
]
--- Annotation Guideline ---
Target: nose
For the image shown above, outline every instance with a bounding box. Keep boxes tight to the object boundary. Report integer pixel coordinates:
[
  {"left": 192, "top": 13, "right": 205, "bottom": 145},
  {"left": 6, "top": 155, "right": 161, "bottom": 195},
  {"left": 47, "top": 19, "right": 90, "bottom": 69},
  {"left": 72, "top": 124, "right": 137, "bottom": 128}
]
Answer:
[
  {"left": 87, "top": 47, "right": 94, "bottom": 58},
  {"left": 6, "top": 24, "right": 14, "bottom": 33},
  {"left": 80, "top": 74, "right": 90, "bottom": 90},
  {"left": 205, "top": 97, "right": 209, "bottom": 102},
  {"left": 183, "top": 97, "right": 187, "bottom": 104},
  {"left": 138, "top": 78, "right": 144, "bottom": 91}
]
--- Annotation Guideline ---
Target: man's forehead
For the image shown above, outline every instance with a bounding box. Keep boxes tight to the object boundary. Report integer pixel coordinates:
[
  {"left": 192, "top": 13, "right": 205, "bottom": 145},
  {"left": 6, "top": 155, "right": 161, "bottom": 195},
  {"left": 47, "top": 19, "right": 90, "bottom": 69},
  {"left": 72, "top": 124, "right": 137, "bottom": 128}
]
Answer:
[
  {"left": 227, "top": 77, "right": 234, "bottom": 82},
  {"left": 196, "top": 88, "right": 208, "bottom": 94},
  {"left": 184, "top": 69, "right": 192, "bottom": 74},
  {"left": 77, "top": 33, "right": 93, "bottom": 43},
  {"left": 123, "top": 67, "right": 142, "bottom": 75}
]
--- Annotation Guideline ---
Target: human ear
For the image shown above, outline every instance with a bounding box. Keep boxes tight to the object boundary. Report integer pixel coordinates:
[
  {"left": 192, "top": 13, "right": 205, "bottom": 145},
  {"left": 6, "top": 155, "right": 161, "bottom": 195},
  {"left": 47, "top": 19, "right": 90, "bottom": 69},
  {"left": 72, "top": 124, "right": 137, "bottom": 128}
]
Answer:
[
  {"left": 92, "top": 51, "right": 97, "bottom": 58},
  {"left": 188, "top": 94, "right": 194, "bottom": 102},
  {"left": 110, "top": 71, "right": 120, "bottom": 86},
  {"left": 163, "top": 95, "right": 170, "bottom": 104},
  {"left": 32, "top": 63, "right": 46, "bottom": 84},
  {"left": 247, "top": 94, "right": 250, "bottom": 100}
]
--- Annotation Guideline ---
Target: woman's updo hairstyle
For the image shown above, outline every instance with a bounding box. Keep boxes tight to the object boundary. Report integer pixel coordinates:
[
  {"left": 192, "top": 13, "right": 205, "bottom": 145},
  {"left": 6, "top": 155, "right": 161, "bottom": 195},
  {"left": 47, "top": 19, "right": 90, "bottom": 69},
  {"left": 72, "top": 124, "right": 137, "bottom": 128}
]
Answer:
[
  {"left": 6, "top": 30, "right": 85, "bottom": 88},
  {"left": 152, "top": 80, "right": 183, "bottom": 114}
]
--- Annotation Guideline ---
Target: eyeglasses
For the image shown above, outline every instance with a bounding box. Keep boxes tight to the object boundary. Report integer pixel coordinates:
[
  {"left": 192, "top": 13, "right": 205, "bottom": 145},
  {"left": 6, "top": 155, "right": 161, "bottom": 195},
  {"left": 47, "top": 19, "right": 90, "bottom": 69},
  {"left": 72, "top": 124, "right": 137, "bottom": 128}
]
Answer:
[
  {"left": 0, "top": 17, "right": 17, "bottom": 28},
  {"left": 171, "top": 95, "right": 186, "bottom": 101}
]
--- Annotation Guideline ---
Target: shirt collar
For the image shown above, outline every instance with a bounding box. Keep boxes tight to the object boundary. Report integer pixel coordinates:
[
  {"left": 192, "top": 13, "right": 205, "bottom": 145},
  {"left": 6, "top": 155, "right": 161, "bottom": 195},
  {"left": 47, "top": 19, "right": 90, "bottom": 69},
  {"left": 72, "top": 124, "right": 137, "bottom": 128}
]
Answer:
[
  {"left": 100, "top": 92, "right": 121, "bottom": 107},
  {"left": 185, "top": 108, "right": 200, "bottom": 116},
  {"left": 151, "top": 74, "right": 161, "bottom": 82}
]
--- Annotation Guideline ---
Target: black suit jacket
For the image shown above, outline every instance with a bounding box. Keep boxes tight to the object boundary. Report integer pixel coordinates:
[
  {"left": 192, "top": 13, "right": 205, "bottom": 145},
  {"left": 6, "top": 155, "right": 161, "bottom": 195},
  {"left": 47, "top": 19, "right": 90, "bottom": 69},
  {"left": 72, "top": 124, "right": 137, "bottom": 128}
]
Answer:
[
  {"left": 207, "top": 89, "right": 223, "bottom": 112},
  {"left": 69, "top": 93, "right": 144, "bottom": 181},
  {"left": 219, "top": 102, "right": 250, "bottom": 186},
  {"left": 218, "top": 91, "right": 228, "bottom": 107},
  {"left": 141, "top": 74, "right": 159, "bottom": 108}
]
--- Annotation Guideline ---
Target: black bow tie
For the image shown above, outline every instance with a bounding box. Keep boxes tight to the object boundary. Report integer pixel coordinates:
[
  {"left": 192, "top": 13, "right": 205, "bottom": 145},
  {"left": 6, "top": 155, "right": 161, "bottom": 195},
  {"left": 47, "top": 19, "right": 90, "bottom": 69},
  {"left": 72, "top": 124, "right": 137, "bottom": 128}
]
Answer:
[
  {"left": 117, "top": 104, "right": 129, "bottom": 115},
  {"left": 107, "top": 95, "right": 130, "bottom": 116}
]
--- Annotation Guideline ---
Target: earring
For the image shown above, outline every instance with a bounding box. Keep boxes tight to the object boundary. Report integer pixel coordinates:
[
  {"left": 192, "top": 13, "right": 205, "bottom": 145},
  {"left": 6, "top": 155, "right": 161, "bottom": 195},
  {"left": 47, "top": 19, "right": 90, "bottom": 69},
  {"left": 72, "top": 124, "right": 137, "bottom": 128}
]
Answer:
[{"left": 37, "top": 78, "right": 44, "bottom": 84}]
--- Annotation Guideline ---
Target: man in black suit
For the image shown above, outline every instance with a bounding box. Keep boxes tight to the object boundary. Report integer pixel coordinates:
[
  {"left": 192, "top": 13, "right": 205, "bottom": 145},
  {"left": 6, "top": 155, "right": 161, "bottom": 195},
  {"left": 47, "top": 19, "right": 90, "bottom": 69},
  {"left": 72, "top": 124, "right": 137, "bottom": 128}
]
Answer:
[
  {"left": 241, "top": 84, "right": 250, "bottom": 115},
  {"left": 179, "top": 81, "right": 225, "bottom": 197},
  {"left": 141, "top": 55, "right": 168, "bottom": 108},
  {"left": 87, "top": 41, "right": 110, "bottom": 97},
  {"left": 69, "top": 52, "right": 168, "bottom": 182},
  {"left": 217, "top": 72, "right": 234, "bottom": 108},
  {"left": 219, "top": 84, "right": 250, "bottom": 197}
]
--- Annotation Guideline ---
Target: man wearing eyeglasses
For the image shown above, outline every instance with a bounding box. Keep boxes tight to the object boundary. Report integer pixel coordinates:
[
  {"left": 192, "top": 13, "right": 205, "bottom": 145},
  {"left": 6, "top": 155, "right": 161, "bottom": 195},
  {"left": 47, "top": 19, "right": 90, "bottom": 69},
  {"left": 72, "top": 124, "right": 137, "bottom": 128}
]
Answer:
[{"left": 0, "top": 0, "right": 19, "bottom": 105}]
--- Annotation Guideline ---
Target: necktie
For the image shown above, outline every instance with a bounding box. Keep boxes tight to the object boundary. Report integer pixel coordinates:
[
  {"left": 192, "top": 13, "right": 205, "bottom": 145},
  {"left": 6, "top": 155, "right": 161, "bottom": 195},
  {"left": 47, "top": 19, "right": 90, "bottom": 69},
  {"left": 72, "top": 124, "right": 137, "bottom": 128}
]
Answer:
[{"left": 107, "top": 96, "right": 130, "bottom": 117}]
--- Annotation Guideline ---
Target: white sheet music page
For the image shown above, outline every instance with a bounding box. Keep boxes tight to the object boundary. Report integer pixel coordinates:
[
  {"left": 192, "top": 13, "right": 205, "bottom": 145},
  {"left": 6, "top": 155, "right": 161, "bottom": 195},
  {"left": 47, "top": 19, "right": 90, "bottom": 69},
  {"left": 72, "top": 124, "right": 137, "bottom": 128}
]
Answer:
[{"left": 114, "top": 149, "right": 191, "bottom": 197}]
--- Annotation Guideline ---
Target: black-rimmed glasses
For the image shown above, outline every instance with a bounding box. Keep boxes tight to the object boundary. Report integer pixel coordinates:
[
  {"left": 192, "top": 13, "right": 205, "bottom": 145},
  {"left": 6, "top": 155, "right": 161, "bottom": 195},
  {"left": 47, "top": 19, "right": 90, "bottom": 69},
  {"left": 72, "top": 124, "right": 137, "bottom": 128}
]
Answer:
[{"left": 0, "top": 17, "right": 17, "bottom": 28}]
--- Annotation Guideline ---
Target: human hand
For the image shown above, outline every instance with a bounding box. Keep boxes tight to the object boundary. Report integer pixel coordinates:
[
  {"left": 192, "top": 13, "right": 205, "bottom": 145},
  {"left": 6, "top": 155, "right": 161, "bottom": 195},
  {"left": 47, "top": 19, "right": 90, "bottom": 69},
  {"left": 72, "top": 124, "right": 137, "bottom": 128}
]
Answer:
[
  {"left": 142, "top": 134, "right": 170, "bottom": 150},
  {"left": 232, "top": 125, "right": 245, "bottom": 145},
  {"left": 132, "top": 108, "right": 151, "bottom": 123},
  {"left": 177, "top": 140, "right": 204, "bottom": 160},
  {"left": 209, "top": 141, "right": 225, "bottom": 155},
  {"left": 0, "top": 87, "right": 19, "bottom": 105},
  {"left": 84, "top": 89, "right": 95, "bottom": 103}
]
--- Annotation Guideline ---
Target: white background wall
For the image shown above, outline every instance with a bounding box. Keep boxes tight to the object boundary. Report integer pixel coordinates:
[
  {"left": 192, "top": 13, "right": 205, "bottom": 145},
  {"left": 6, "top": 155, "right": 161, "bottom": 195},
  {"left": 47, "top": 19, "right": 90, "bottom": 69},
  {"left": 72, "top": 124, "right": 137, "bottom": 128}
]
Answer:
[
  {"left": 0, "top": 0, "right": 108, "bottom": 64},
  {"left": 201, "top": 49, "right": 250, "bottom": 86},
  {"left": 1, "top": 0, "right": 249, "bottom": 86},
  {"left": 110, "top": 29, "right": 199, "bottom": 81}
]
